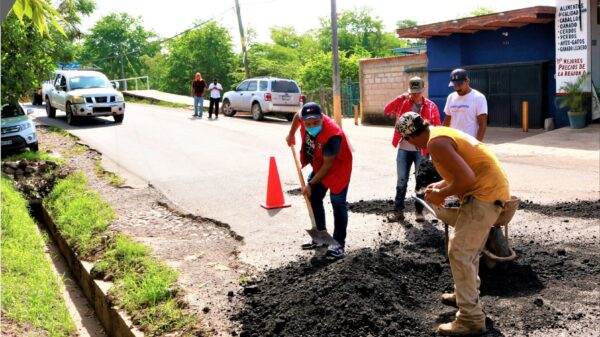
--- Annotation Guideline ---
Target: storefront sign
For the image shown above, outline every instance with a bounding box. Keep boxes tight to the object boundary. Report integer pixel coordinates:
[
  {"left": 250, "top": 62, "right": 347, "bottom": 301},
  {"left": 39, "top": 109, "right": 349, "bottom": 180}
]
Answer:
[{"left": 556, "top": 0, "right": 592, "bottom": 93}]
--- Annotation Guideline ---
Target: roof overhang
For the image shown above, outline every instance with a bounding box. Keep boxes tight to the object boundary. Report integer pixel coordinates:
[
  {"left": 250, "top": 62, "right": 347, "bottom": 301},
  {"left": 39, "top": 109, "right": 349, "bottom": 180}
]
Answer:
[{"left": 397, "top": 6, "right": 556, "bottom": 39}]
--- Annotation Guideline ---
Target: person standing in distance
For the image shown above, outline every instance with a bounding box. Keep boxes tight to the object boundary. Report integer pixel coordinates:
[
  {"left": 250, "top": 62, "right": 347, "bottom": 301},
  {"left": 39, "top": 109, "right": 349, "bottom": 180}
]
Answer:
[
  {"left": 191, "top": 72, "right": 206, "bottom": 118},
  {"left": 208, "top": 78, "right": 223, "bottom": 119},
  {"left": 443, "top": 69, "right": 488, "bottom": 141}
]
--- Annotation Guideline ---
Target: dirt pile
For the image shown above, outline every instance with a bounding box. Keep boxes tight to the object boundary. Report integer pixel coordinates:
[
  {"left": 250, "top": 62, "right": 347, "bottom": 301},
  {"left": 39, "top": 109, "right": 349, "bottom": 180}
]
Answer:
[
  {"left": 519, "top": 199, "right": 600, "bottom": 219},
  {"left": 416, "top": 159, "right": 442, "bottom": 191},
  {"left": 233, "top": 219, "right": 600, "bottom": 337}
]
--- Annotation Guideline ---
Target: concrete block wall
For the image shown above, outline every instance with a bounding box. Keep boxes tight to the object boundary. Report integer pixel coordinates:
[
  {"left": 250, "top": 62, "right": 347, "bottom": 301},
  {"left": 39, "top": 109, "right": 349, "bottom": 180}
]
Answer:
[{"left": 359, "top": 54, "right": 428, "bottom": 125}]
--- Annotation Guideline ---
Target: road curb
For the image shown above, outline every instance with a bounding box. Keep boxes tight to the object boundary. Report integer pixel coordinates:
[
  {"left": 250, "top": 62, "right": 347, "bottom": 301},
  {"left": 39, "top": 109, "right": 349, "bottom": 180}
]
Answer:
[{"left": 34, "top": 203, "right": 142, "bottom": 337}]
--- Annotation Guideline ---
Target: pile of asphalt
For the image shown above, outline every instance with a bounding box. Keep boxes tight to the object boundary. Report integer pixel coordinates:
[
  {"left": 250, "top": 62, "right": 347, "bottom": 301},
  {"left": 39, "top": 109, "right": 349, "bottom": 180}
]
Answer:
[
  {"left": 519, "top": 199, "right": 600, "bottom": 219},
  {"left": 233, "top": 217, "right": 600, "bottom": 337}
]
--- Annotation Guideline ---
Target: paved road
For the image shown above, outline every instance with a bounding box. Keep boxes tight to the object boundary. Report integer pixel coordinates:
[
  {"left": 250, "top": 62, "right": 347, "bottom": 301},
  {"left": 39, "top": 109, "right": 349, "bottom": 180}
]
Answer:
[{"left": 28, "top": 103, "right": 600, "bottom": 269}]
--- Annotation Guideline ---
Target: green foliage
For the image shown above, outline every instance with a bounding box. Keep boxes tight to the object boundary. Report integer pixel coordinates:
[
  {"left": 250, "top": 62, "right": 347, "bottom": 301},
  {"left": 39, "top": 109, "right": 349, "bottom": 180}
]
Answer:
[
  {"left": 10, "top": 0, "right": 66, "bottom": 36},
  {"left": 43, "top": 172, "right": 116, "bottom": 258},
  {"left": 300, "top": 50, "right": 367, "bottom": 91},
  {"left": 80, "top": 12, "right": 160, "bottom": 80},
  {"left": 3, "top": 150, "right": 64, "bottom": 164},
  {"left": 159, "top": 21, "right": 237, "bottom": 95},
  {"left": 317, "top": 8, "right": 404, "bottom": 57},
  {"left": 396, "top": 19, "right": 418, "bottom": 29},
  {"left": 458, "top": 6, "right": 496, "bottom": 18},
  {"left": 94, "top": 235, "right": 198, "bottom": 336},
  {"left": 1, "top": 178, "right": 75, "bottom": 336},
  {"left": 558, "top": 73, "right": 590, "bottom": 114}
]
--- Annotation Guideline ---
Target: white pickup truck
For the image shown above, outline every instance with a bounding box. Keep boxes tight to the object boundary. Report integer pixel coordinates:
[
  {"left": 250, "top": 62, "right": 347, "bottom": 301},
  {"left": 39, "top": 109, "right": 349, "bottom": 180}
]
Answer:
[{"left": 44, "top": 70, "right": 125, "bottom": 125}]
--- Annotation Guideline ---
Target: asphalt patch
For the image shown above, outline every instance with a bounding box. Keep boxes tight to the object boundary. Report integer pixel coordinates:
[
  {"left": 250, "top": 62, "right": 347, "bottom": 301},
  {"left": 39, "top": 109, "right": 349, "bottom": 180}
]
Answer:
[
  {"left": 233, "top": 224, "right": 600, "bottom": 337},
  {"left": 519, "top": 199, "right": 600, "bottom": 220}
]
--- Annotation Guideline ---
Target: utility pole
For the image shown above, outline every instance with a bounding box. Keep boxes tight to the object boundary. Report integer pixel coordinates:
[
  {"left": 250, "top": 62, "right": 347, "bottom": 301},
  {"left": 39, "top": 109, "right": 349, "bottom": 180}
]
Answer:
[
  {"left": 234, "top": 0, "right": 250, "bottom": 79},
  {"left": 331, "top": 0, "right": 342, "bottom": 127}
]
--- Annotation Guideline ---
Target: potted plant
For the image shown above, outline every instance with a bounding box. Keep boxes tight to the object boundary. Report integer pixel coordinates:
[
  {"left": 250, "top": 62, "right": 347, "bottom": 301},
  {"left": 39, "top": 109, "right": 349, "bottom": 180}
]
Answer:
[{"left": 558, "top": 73, "right": 589, "bottom": 129}]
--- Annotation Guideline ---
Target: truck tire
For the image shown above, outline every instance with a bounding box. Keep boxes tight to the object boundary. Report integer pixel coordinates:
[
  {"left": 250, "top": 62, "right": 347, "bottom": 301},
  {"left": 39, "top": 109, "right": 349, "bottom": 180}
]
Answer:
[
  {"left": 114, "top": 114, "right": 124, "bottom": 123},
  {"left": 251, "top": 102, "right": 264, "bottom": 121},
  {"left": 66, "top": 102, "right": 78, "bottom": 125},
  {"left": 285, "top": 114, "right": 294, "bottom": 122},
  {"left": 222, "top": 99, "right": 236, "bottom": 117},
  {"left": 45, "top": 97, "right": 56, "bottom": 118}
]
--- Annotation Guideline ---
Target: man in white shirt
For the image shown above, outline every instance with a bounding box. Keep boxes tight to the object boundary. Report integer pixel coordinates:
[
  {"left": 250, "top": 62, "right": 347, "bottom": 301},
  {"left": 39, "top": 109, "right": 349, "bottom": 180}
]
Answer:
[
  {"left": 208, "top": 78, "right": 223, "bottom": 119},
  {"left": 443, "top": 69, "right": 488, "bottom": 141}
]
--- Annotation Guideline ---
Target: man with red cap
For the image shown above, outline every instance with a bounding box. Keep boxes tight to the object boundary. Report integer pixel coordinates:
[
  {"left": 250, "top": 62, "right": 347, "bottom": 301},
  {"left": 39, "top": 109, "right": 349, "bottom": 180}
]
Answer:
[{"left": 286, "top": 103, "right": 353, "bottom": 259}]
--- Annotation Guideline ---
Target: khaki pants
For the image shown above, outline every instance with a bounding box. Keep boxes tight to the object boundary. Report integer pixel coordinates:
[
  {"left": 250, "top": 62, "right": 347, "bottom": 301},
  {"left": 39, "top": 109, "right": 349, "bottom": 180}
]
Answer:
[{"left": 447, "top": 197, "right": 502, "bottom": 324}]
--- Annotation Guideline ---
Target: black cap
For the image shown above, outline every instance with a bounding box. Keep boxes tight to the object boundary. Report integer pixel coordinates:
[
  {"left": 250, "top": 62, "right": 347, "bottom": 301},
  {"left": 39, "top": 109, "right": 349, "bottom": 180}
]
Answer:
[
  {"left": 301, "top": 102, "right": 323, "bottom": 120},
  {"left": 449, "top": 68, "right": 468, "bottom": 87}
]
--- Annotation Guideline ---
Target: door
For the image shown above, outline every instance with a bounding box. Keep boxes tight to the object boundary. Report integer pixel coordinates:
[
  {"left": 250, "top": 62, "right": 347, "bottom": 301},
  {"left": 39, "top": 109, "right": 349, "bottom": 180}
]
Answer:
[
  {"left": 242, "top": 81, "right": 258, "bottom": 109},
  {"left": 229, "top": 81, "right": 249, "bottom": 109},
  {"left": 54, "top": 75, "right": 68, "bottom": 110},
  {"left": 271, "top": 80, "right": 300, "bottom": 107}
]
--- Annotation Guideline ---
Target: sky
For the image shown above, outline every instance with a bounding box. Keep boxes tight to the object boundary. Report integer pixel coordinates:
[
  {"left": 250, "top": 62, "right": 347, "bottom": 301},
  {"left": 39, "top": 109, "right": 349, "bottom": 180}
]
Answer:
[{"left": 80, "top": 0, "right": 556, "bottom": 50}]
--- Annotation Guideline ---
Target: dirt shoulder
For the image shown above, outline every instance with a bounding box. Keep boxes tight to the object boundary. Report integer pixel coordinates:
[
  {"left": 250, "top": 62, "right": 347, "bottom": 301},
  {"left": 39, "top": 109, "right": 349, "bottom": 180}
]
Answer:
[{"left": 36, "top": 126, "right": 253, "bottom": 336}]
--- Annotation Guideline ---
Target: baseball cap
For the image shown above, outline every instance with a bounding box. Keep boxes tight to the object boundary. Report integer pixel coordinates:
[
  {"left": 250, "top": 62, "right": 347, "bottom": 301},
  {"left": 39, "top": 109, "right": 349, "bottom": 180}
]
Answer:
[
  {"left": 408, "top": 77, "right": 425, "bottom": 93},
  {"left": 396, "top": 111, "right": 425, "bottom": 138},
  {"left": 448, "top": 68, "right": 468, "bottom": 87},
  {"left": 301, "top": 102, "right": 323, "bottom": 120}
]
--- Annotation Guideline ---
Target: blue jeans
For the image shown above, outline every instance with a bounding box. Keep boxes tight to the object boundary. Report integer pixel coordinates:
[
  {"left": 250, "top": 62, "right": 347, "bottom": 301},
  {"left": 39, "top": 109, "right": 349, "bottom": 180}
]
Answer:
[
  {"left": 308, "top": 173, "right": 349, "bottom": 247},
  {"left": 395, "top": 149, "right": 424, "bottom": 212},
  {"left": 193, "top": 95, "right": 204, "bottom": 116}
]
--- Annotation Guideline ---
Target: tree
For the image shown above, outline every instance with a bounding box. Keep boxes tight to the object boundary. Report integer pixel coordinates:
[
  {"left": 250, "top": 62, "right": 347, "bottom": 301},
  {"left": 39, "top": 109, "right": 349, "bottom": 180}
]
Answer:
[
  {"left": 317, "top": 8, "right": 403, "bottom": 57},
  {"left": 458, "top": 7, "right": 495, "bottom": 19},
  {"left": 1, "top": 1, "right": 94, "bottom": 102},
  {"left": 80, "top": 13, "right": 159, "bottom": 81},
  {"left": 159, "top": 21, "right": 237, "bottom": 95},
  {"left": 8, "top": 0, "right": 66, "bottom": 35},
  {"left": 396, "top": 19, "right": 418, "bottom": 29}
]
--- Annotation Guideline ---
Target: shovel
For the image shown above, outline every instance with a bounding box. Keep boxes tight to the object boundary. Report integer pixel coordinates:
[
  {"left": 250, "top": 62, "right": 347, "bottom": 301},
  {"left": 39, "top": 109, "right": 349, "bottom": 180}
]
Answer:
[{"left": 290, "top": 145, "right": 334, "bottom": 245}]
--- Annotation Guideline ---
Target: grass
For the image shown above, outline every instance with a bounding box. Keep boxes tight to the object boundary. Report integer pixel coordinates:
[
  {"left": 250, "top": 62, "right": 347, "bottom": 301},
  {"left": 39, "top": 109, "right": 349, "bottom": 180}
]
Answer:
[
  {"left": 43, "top": 172, "right": 115, "bottom": 258},
  {"left": 93, "top": 234, "right": 199, "bottom": 336},
  {"left": 93, "top": 160, "right": 125, "bottom": 187},
  {"left": 1, "top": 177, "right": 76, "bottom": 336},
  {"left": 3, "top": 150, "right": 64, "bottom": 164},
  {"left": 64, "top": 143, "right": 87, "bottom": 157},
  {"left": 125, "top": 96, "right": 189, "bottom": 109},
  {"left": 45, "top": 175, "right": 200, "bottom": 336},
  {"left": 46, "top": 126, "right": 79, "bottom": 141}
]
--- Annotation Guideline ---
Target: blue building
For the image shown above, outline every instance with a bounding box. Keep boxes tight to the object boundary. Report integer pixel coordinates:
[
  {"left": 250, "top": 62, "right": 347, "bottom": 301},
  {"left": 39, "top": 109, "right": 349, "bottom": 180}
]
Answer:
[{"left": 398, "top": 7, "right": 563, "bottom": 128}]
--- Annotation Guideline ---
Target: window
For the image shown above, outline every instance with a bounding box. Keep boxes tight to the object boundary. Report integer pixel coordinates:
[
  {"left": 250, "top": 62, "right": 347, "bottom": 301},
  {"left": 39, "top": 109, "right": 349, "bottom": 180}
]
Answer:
[
  {"left": 247, "top": 81, "right": 257, "bottom": 91},
  {"left": 237, "top": 81, "right": 249, "bottom": 91},
  {"left": 259, "top": 81, "right": 268, "bottom": 91},
  {"left": 1, "top": 103, "right": 25, "bottom": 118},
  {"left": 69, "top": 76, "right": 111, "bottom": 90},
  {"left": 271, "top": 80, "right": 300, "bottom": 93},
  {"left": 59, "top": 76, "right": 67, "bottom": 88}
]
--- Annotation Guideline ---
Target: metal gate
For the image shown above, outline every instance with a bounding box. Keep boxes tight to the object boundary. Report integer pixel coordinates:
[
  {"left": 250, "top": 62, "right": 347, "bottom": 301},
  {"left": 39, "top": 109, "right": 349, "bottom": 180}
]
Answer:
[{"left": 342, "top": 78, "right": 360, "bottom": 117}]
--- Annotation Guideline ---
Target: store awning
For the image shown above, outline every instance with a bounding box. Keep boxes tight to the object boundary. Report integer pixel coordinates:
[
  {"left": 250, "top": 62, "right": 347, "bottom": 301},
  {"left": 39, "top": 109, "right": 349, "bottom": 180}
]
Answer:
[{"left": 397, "top": 6, "right": 556, "bottom": 39}]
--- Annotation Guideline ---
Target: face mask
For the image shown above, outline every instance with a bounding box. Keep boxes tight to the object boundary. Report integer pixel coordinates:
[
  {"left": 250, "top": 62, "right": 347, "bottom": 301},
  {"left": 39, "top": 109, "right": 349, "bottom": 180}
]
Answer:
[{"left": 306, "top": 125, "right": 322, "bottom": 137}]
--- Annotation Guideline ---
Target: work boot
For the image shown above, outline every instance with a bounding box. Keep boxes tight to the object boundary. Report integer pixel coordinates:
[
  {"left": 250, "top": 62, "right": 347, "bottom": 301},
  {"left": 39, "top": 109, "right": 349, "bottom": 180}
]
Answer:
[
  {"left": 387, "top": 209, "right": 404, "bottom": 222},
  {"left": 441, "top": 293, "right": 457, "bottom": 307},
  {"left": 437, "top": 319, "right": 486, "bottom": 336},
  {"left": 415, "top": 210, "right": 425, "bottom": 222}
]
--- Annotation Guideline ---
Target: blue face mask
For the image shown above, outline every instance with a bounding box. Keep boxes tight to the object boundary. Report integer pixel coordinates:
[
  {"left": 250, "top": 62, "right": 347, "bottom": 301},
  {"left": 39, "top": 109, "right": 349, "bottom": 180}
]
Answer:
[{"left": 306, "top": 125, "right": 322, "bottom": 137}]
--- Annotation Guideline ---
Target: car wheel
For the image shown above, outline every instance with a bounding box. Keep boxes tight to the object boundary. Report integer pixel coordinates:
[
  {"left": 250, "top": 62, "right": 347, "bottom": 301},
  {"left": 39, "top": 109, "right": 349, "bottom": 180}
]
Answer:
[
  {"left": 285, "top": 114, "right": 294, "bottom": 122},
  {"left": 29, "top": 143, "right": 39, "bottom": 152},
  {"left": 222, "top": 99, "right": 236, "bottom": 117},
  {"left": 251, "top": 102, "right": 264, "bottom": 121},
  {"left": 45, "top": 97, "right": 56, "bottom": 118},
  {"left": 113, "top": 114, "right": 124, "bottom": 123},
  {"left": 66, "top": 103, "right": 78, "bottom": 125}
]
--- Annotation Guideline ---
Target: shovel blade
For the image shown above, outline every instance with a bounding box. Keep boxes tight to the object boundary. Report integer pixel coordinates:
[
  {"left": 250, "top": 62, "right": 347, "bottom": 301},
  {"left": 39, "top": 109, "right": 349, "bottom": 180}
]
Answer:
[{"left": 306, "top": 228, "right": 334, "bottom": 245}]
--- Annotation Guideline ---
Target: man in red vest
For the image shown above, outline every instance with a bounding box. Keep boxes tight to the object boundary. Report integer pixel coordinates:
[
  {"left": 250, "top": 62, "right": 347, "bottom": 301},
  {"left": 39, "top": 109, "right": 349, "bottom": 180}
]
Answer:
[{"left": 286, "top": 103, "right": 353, "bottom": 259}]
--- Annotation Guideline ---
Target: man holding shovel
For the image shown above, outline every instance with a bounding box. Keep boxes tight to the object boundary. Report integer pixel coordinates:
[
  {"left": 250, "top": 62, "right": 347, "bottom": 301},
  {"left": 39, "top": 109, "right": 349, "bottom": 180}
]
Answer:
[
  {"left": 396, "top": 112, "right": 509, "bottom": 336},
  {"left": 286, "top": 103, "right": 353, "bottom": 259}
]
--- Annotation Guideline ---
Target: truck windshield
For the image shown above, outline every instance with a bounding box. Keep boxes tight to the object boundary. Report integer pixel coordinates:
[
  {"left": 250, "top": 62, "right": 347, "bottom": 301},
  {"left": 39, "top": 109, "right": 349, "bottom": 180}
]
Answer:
[
  {"left": 69, "top": 76, "right": 111, "bottom": 90},
  {"left": 1, "top": 104, "right": 25, "bottom": 118}
]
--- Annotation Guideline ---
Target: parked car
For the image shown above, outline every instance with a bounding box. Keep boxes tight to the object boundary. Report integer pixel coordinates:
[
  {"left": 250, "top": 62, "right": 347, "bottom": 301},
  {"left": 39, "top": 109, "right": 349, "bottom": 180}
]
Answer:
[
  {"left": 222, "top": 77, "right": 302, "bottom": 121},
  {"left": 1, "top": 102, "right": 38, "bottom": 153},
  {"left": 44, "top": 70, "right": 125, "bottom": 125}
]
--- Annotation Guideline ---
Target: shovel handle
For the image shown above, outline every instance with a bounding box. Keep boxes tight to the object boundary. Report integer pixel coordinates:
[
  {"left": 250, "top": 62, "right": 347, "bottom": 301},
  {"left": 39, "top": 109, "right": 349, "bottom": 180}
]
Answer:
[{"left": 290, "top": 145, "right": 318, "bottom": 229}]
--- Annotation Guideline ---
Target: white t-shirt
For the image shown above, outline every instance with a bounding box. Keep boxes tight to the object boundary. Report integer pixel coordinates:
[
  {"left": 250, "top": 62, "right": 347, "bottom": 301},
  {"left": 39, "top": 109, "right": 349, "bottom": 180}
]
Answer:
[
  {"left": 208, "top": 83, "right": 223, "bottom": 99},
  {"left": 443, "top": 89, "right": 487, "bottom": 138}
]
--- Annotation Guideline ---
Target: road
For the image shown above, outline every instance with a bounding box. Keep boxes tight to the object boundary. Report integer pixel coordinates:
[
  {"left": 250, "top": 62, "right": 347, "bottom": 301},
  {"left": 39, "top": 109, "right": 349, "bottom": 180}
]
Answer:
[{"left": 28, "top": 102, "right": 600, "bottom": 269}]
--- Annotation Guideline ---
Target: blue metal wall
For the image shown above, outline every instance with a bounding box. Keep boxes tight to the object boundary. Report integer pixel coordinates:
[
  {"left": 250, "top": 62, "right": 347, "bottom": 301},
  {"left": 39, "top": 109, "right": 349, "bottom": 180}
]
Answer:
[{"left": 426, "top": 23, "right": 565, "bottom": 127}]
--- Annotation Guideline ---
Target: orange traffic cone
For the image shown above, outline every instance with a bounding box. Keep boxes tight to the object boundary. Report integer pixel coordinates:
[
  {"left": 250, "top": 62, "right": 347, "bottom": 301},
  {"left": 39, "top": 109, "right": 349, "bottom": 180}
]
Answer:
[{"left": 261, "top": 156, "right": 291, "bottom": 209}]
